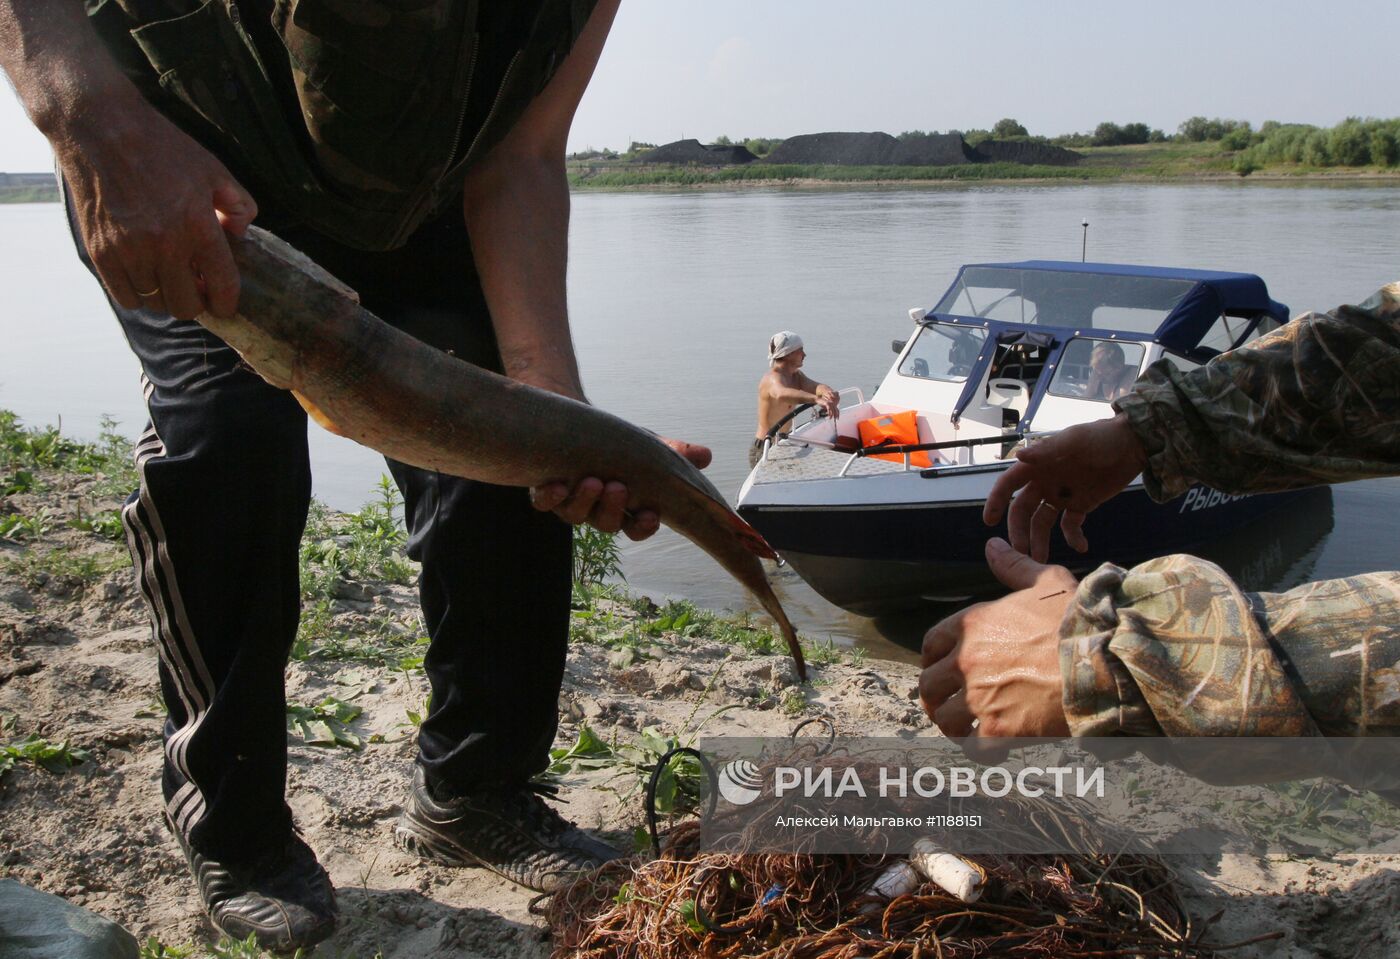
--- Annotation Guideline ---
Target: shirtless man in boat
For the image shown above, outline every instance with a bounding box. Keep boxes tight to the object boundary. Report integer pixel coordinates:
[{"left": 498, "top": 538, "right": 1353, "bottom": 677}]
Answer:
[{"left": 751, "top": 331, "right": 840, "bottom": 468}]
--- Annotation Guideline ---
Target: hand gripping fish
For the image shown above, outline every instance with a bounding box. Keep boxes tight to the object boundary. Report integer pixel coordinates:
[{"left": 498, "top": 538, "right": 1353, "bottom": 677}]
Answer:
[{"left": 200, "top": 226, "right": 806, "bottom": 680}]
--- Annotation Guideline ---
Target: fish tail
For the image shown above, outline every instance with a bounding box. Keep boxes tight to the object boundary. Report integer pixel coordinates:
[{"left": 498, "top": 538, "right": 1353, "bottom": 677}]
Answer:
[
  {"left": 744, "top": 569, "right": 806, "bottom": 681},
  {"left": 777, "top": 611, "right": 807, "bottom": 682}
]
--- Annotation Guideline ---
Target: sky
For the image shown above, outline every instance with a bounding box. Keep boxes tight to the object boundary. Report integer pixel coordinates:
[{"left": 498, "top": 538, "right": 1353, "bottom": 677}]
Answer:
[{"left": 3, "top": 0, "right": 1398, "bottom": 170}]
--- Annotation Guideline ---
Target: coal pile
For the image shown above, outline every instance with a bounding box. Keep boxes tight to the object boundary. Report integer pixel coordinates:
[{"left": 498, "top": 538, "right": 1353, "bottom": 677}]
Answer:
[
  {"left": 636, "top": 132, "right": 1082, "bottom": 169},
  {"left": 766, "top": 132, "right": 978, "bottom": 166},
  {"left": 706, "top": 144, "right": 759, "bottom": 164},
  {"left": 632, "top": 139, "right": 757, "bottom": 164},
  {"left": 892, "top": 133, "right": 976, "bottom": 165},
  {"left": 765, "top": 132, "right": 899, "bottom": 165},
  {"left": 974, "top": 139, "right": 1082, "bottom": 166}
]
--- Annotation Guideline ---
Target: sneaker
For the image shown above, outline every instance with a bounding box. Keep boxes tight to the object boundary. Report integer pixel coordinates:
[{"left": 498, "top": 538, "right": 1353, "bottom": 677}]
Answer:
[
  {"left": 394, "top": 766, "right": 622, "bottom": 892},
  {"left": 164, "top": 814, "right": 337, "bottom": 952}
]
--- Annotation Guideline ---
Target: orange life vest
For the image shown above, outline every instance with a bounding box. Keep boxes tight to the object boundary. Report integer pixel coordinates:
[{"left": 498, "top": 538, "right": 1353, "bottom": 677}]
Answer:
[{"left": 857, "top": 410, "right": 933, "bottom": 468}]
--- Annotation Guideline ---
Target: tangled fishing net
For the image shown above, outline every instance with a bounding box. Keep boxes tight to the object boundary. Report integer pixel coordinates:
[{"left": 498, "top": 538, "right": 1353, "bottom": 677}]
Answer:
[{"left": 544, "top": 750, "right": 1277, "bottom": 958}]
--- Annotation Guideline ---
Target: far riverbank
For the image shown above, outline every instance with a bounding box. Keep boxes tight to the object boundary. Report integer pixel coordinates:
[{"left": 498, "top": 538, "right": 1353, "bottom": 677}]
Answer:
[{"left": 7, "top": 161, "right": 1400, "bottom": 205}]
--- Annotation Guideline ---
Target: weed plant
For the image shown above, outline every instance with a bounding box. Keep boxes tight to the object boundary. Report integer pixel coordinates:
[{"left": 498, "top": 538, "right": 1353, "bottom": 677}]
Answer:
[
  {"left": 0, "top": 509, "right": 54, "bottom": 542},
  {"left": 285, "top": 695, "right": 365, "bottom": 750},
  {"left": 0, "top": 733, "right": 91, "bottom": 781},
  {"left": 573, "top": 524, "right": 624, "bottom": 600},
  {"left": 2, "top": 468, "right": 35, "bottom": 495},
  {"left": 67, "top": 504, "right": 126, "bottom": 541}
]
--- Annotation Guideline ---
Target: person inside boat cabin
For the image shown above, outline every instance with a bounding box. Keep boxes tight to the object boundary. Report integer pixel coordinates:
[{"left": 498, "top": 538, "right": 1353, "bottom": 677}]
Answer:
[
  {"left": 752, "top": 331, "right": 840, "bottom": 468},
  {"left": 1086, "top": 341, "right": 1137, "bottom": 401}
]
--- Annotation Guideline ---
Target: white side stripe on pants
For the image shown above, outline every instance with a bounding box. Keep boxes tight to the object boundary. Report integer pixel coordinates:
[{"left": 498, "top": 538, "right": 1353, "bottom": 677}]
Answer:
[{"left": 123, "top": 374, "right": 218, "bottom": 839}]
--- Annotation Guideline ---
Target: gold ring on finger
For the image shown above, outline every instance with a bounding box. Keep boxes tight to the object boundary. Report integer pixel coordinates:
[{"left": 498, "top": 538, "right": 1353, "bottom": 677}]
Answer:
[{"left": 135, "top": 285, "right": 161, "bottom": 298}]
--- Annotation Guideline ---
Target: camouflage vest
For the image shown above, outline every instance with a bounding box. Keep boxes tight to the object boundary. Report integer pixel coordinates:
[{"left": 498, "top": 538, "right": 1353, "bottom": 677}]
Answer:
[{"left": 86, "top": 0, "right": 598, "bottom": 250}]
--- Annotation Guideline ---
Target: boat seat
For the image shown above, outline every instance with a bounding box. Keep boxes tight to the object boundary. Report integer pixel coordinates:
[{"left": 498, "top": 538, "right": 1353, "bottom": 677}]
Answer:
[{"left": 985, "top": 378, "right": 1030, "bottom": 420}]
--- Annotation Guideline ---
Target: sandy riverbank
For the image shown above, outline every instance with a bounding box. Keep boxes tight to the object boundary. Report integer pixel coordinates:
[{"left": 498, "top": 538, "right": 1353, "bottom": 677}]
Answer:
[{"left": 2, "top": 462, "right": 1399, "bottom": 957}]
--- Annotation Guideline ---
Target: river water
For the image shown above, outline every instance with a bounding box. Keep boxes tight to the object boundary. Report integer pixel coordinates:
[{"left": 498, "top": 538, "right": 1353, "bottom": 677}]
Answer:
[{"left": 3, "top": 182, "right": 1398, "bottom": 662}]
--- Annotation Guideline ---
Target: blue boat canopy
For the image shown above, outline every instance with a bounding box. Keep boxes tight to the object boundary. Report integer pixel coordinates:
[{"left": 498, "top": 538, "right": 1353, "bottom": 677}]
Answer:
[{"left": 928, "top": 260, "right": 1290, "bottom": 358}]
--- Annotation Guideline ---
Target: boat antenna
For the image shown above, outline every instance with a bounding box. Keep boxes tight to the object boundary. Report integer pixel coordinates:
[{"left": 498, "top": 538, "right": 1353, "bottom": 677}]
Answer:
[{"left": 1081, "top": 219, "right": 1089, "bottom": 262}]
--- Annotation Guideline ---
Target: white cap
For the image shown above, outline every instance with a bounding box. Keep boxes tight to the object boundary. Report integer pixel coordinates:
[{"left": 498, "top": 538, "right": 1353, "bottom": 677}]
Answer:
[{"left": 768, "top": 330, "right": 804, "bottom": 366}]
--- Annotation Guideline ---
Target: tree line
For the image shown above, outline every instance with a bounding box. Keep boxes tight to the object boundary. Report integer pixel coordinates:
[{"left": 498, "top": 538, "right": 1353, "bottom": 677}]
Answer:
[{"left": 568, "top": 117, "right": 1400, "bottom": 170}]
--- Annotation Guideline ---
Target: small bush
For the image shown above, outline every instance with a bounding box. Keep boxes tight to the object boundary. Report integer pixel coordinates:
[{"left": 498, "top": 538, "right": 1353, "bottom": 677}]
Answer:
[{"left": 574, "top": 525, "right": 623, "bottom": 589}]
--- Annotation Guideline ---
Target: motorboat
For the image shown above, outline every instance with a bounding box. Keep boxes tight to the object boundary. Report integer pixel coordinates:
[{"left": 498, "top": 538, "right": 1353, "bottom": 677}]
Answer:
[{"left": 736, "top": 261, "right": 1305, "bottom": 615}]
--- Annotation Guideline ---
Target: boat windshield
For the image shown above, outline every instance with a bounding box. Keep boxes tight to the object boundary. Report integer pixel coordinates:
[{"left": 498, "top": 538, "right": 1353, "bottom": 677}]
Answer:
[
  {"left": 934, "top": 267, "right": 1197, "bottom": 334},
  {"left": 898, "top": 324, "right": 987, "bottom": 382}
]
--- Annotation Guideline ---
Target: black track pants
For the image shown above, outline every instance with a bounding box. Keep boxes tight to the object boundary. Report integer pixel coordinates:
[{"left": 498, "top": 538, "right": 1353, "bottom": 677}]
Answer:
[{"left": 67, "top": 196, "right": 572, "bottom": 865}]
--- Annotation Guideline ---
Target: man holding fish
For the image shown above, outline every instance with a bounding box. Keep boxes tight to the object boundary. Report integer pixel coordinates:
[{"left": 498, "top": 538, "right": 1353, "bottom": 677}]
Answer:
[{"left": 0, "top": 0, "right": 722, "bottom": 950}]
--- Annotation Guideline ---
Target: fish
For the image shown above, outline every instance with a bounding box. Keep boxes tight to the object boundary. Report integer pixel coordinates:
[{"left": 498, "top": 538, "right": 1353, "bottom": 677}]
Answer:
[{"left": 199, "top": 225, "right": 806, "bottom": 680}]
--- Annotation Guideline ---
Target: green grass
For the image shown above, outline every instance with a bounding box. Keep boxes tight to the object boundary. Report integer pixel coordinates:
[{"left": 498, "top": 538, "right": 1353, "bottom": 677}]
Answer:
[
  {"left": 569, "top": 588, "right": 861, "bottom": 670},
  {"left": 0, "top": 411, "right": 137, "bottom": 485},
  {"left": 139, "top": 934, "right": 327, "bottom": 959},
  {"left": 0, "top": 184, "right": 59, "bottom": 204},
  {"left": 294, "top": 480, "right": 420, "bottom": 661},
  {"left": 139, "top": 938, "right": 199, "bottom": 959},
  {"left": 1074, "top": 140, "right": 1236, "bottom": 176},
  {"left": 2, "top": 545, "right": 131, "bottom": 587},
  {"left": 298, "top": 477, "right": 414, "bottom": 601},
  {"left": 0, "top": 411, "right": 138, "bottom": 563}
]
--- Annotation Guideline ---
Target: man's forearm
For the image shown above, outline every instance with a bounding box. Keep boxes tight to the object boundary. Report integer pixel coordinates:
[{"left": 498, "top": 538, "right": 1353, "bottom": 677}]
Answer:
[
  {"left": 1060, "top": 556, "right": 1400, "bottom": 737},
  {"left": 462, "top": 152, "right": 584, "bottom": 401},
  {"left": 0, "top": 1, "right": 146, "bottom": 148},
  {"left": 1115, "top": 283, "right": 1400, "bottom": 501}
]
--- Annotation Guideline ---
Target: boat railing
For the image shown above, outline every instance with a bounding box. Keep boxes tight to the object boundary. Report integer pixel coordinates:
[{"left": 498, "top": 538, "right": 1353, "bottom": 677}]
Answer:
[
  {"left": 758, "top": 387, "right": 866, "bottom": 464},
  {"left": 837, "top": 432, "right": 1046, "bottom": 477},
  {"left": 774, "top": 427, "right": 1059, "bottom": 479}
]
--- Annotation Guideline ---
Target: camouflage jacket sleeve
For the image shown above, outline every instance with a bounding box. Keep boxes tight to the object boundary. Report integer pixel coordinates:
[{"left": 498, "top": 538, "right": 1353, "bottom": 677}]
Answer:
[
  {"left": 1060, "top": 556, "right": 1400, "bottom": 737},
  {"left": 1113, "top": 283, "right": 1400, "bottom": 501}
]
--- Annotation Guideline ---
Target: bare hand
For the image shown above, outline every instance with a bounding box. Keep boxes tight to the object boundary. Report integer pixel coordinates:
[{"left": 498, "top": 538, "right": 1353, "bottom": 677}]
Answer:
[
  {"left": 983, "top": 413, "right": 1147, "bottom": 561},
  {"left": 919, "top": 538, "right": 1075, "bottom": 751},
  {"left": 815, "top": 386, "right": 840, "bottom": 420},
  {"left": 55, "top": 95, "right": 256, "bottom": 320},
  {"left": 529, "top": 438, "right": 713, "bottom": 540}
]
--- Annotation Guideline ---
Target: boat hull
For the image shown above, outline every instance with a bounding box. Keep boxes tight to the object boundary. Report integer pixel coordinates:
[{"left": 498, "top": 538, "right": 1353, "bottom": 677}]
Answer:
[{"left": 740, "top": 483, "right": 1310, "bottom": 615}]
